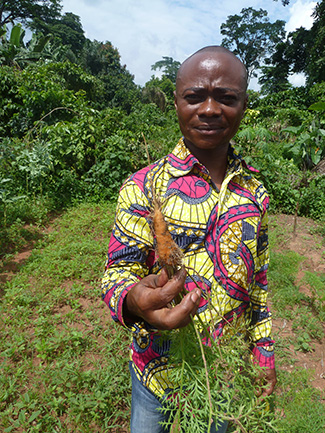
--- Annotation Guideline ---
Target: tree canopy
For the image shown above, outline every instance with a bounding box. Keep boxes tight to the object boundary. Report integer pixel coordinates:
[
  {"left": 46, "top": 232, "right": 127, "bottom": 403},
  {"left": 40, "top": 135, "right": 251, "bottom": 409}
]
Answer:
[
  {"left": 305, "top": 0, "right": 325, "bottom": 84},
  {"left": 31, "top": 12, "right": 86, "bottom": 54},
  {"left": 220, "top": 7, "right": 286, "bottom": 80},
  {"left": 151, "top": 56, "right": 181, "bottom": 84},
  {"left": 259, "top": 0, "right": 325, "bottom": 89},
  {"left": 0, "top": 0, "right": 62, "bottom": 27},
  {"left": 273, "top": 0, "right": 290, "bottom": 5}
]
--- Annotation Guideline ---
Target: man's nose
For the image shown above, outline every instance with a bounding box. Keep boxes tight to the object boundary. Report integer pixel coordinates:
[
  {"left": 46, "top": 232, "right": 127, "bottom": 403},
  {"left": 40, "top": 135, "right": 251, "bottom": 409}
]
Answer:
[{"left": 198, "top": 97, "right": 222, "bottom": 117}]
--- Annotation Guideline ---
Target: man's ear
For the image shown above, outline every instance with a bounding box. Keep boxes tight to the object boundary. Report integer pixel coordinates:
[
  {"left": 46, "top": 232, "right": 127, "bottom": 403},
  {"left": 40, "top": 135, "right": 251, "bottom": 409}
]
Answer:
[
  {"left": 242, "top": 93, "right": 248, "bottom": 118},
  {"left": 174, "top": 90, "right": 178, "bottom": 111}
]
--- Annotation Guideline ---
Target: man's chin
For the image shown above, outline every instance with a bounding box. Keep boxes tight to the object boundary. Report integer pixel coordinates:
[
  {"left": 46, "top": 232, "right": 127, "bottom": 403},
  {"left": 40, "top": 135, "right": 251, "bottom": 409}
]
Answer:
[{"left": 184, "top": 136, "right": 229, "bottom": 152}]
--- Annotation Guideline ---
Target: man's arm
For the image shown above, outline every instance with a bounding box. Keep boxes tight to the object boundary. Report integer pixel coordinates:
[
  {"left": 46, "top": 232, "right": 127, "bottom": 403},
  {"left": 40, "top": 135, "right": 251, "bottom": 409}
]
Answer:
[
  {"left": 102, "top": 178, "right": 201, "bottom": 330},
  {"left": 250, "top": 203, "right": 276, "bottom": 396}
]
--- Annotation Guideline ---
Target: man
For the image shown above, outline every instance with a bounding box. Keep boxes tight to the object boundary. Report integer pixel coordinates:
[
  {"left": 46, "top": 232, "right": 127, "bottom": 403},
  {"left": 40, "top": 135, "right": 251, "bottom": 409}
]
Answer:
[{"left": 102, "top": 46, "right": 276, "bottom": 433}]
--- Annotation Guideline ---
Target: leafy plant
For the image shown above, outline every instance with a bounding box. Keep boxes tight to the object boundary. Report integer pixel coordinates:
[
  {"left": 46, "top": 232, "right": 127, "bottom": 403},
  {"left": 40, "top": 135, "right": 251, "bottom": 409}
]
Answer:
[
  {"left": 0, "top": 177, "right": 25, "bottom": 227},
  {"left": 293, "top": 331, "right": 313, "bottom": 352},
  {"left": 161, "top": 320, "right": 278, "bottom": 433},
  {"left": 15, "top": 140, "right": 54, "bottom": 195},
  {"left": 282, "top": 121, "right": 325, "bottom": 169}
]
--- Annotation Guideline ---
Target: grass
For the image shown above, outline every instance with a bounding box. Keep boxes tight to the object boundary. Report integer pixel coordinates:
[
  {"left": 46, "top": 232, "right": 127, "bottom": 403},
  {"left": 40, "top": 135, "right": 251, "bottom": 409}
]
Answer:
[
  {"left": 267, "top": 216, "right": 325, "bottom": 431},
  {"left": 268, "top": 250, "right": 306, "bottom": 318},
  {"left": 276, "top": 369, "right": 325, "bottom": 433},
  {"left": 0, "top": 202, "right": 131, "bottom": 433},
  {"left": 0, "top": 197, "right": 53, "bottom": 258},
  {"left": 0, "top": 203, "right": 324, "bottom": 432}
]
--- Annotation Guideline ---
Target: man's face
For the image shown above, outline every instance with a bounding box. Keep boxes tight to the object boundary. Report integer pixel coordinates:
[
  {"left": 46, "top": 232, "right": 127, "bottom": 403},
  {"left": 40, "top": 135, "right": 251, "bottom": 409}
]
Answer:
[{"left": 174, "top": 52, "right": 248, "bottom": 155}]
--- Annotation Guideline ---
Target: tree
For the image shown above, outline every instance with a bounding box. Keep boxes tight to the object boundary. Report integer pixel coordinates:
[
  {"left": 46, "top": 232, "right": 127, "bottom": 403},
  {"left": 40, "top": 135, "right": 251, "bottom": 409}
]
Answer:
[
  {"left": 0, "top": 23, "right": 25, "bottom": 66},
  {"left": 143, "top": 75, "right": 175, "bottom": 110},
  {"left": 31, "top": 12, "right": 86, "bottom": 54},
  {"left": 273, "top": 0, "right": 290, "bottom": 4},
  {"left": 220, "top": 7, "right": 286, "bottom": 80},
  {"left": 306, "top": 0, "right": 325, "bottom": 84},
  {"left": 151, "top": 56, "right": 181, "bottom": 84},
  {"left": 258, "top": 42, "right": 292, "bottom": 94},
  {"left": 81, "top": 39, "right": 122, "bottom": 77},
  {"left": 0, "top": 0, "right": 61, "bottom": 27},
  {"left": 285, "top": 27, "right": 310, "bottom": 74},
  {"left": 142, "top": 86, "right": 167, "bottom": 111},
  {"left": 80, "top": 40, "right": 141, "bottom": 112},
  {"left": 261, "top": 1, "right": 325, "bottom": 89}
]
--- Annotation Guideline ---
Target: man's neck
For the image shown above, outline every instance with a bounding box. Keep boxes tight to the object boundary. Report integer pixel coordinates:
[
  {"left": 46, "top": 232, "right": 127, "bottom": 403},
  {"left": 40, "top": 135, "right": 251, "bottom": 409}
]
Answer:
[{"left": 185, "top": 141, "right": 229, "bottom": 190}]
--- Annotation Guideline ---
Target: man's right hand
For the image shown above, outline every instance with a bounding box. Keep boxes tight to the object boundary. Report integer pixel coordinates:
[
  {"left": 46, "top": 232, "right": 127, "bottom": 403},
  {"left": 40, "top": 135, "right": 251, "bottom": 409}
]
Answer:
[{"left": 123, "top": 267, "right": 202, "bottom": 330}]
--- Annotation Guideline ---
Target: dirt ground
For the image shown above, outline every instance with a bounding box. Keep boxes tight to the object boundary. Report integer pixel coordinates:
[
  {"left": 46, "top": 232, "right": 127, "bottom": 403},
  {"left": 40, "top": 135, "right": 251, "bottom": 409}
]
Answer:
[{"left": 268, "top": 214, "right": 324, "bottom": 393}]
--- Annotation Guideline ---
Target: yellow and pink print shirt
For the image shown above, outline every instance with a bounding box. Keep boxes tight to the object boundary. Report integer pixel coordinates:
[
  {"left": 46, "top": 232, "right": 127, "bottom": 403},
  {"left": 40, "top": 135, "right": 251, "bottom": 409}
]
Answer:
[{"left": 102, "top": 138, "right": 274, "bottom": 398}]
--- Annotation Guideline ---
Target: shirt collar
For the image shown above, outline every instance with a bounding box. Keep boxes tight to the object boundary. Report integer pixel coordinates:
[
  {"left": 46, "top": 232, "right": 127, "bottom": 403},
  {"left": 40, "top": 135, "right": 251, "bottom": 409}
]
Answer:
[{"left": 167, "top": 138, "right": 258, "bottom": 178}]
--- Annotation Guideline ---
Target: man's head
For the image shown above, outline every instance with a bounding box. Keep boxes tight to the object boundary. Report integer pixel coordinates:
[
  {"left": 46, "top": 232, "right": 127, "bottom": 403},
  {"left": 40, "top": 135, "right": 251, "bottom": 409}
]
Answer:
[{"left": 174, "top": 46, "right": 248, "bottom": 156}]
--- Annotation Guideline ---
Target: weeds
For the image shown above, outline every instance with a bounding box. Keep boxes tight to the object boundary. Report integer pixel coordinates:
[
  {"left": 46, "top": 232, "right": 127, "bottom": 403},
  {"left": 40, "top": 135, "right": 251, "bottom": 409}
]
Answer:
[
  {"left": 268, "top": 229, "right": 324, "bottom": 355},
  {"left": 161, "top": 321, "right": 279, "bottom": 433},
  {"left": 302, "top": 271, "right": 325, "bottom": 320}
]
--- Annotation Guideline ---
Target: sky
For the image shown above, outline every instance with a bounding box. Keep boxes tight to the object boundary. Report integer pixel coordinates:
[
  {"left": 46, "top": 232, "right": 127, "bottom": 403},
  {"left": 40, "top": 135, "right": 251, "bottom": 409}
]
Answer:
[{"left": 61, "top": 0, "right": 317, "bottom": 89}]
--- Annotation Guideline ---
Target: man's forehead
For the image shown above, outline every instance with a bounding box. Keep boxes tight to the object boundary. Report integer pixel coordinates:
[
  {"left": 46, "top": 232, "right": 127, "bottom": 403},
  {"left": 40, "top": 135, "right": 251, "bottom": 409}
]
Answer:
[
  {"left": 198, "top": 57, "right": 221, "bottom": 72},
  {"left": 177, "top": 50, "right": 247, "bottom": 91},
  {"left": 181, "top": 51, "right": 240, "bottom": 74}
]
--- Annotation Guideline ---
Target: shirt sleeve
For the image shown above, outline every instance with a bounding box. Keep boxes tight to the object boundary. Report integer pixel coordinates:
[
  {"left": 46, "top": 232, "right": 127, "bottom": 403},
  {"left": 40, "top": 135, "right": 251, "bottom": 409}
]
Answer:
[
  {"left": 101, "top": 177, "right": 155, "bottom": 328},
  {"left": 249, "top": 201, "right": 275, "bottom": 370}
]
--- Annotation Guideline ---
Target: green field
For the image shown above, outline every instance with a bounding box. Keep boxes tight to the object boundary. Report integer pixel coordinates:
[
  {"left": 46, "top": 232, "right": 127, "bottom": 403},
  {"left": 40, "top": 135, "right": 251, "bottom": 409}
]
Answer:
[{"left": 0, "top": 203, "right": 324, "bottom": 432}]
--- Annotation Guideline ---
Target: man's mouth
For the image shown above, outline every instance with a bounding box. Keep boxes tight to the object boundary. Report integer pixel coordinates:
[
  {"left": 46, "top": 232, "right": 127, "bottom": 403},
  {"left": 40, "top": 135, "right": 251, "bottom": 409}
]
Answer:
[{"left": 196, "top": 124, "right": 224, "bottom": 133}]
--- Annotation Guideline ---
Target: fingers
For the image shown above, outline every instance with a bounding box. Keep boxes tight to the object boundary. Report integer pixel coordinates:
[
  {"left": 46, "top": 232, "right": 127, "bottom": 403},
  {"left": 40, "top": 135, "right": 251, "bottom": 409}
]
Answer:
[
  {"left": 125, "top": 267, "right": 201, "bottom": 330},
  {"left": 261, "top": 368, "right": 277, "bottom": 397},
  {"left": 153, "top": 267, "right": 170, "bottom": 288},
  {"left": 256, "top": 368, "right": 277, "bottom": 398},
  {"left": 152, "top": 288, "right": 202, "bottom": 330},
  {"left": 153, "top": 267, "right": 187, "bottom": 291},
  {"left": 143, "top": 267, "right": 187, "bottom": 310}
]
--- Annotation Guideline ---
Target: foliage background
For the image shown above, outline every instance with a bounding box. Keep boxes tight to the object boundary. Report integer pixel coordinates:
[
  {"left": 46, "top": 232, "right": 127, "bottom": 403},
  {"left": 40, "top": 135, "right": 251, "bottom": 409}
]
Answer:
[{"left": 0, "top": 2, "right": 324, "bottom": 247}]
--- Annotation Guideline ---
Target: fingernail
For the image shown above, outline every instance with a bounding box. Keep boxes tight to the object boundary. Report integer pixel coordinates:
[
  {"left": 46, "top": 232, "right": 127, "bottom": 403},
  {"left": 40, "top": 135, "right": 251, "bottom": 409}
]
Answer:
[{"left": 191, "top": 290, "right": 201, "bottom": 303}]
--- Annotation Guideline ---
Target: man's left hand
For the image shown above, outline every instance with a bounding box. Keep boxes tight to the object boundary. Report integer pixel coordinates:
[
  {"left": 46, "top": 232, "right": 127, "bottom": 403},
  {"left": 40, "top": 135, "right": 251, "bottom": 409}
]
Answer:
[{"left": 259, "top": 368, "right": 277, "bottom": 397}]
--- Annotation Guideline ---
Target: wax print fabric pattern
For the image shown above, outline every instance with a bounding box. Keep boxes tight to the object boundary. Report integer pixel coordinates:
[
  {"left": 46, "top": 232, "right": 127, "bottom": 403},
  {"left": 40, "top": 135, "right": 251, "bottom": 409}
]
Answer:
[{"left": 102, "top": 138, "right": 275, "bottom": 398}]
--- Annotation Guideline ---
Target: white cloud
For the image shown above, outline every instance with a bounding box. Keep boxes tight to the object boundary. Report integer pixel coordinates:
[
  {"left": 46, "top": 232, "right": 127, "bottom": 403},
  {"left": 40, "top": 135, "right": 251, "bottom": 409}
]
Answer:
[
  {"left": 288, "top": 72, "right": 306, "bottom": 87},
  {"left": 61, "top": 0, "right": 296, "bottom": 87},
  {"left": 285, "top": 0, "right": 316, "bottom": 33}
]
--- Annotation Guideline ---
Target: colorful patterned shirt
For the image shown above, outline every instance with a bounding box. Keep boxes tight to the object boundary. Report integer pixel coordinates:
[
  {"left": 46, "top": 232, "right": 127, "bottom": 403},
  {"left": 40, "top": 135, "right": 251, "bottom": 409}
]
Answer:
[{"left": 102, "top": 138, "right": 275, "bottom": 398}]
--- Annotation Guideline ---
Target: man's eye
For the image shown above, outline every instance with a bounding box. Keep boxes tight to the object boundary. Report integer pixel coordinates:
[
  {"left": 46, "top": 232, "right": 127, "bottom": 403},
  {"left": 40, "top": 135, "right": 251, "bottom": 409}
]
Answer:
[
  {"left": 219, "top": 95, "right": 237, "bottom": 104},
  {"left": 185, "top": 94, "right": 202, "bottom": 103}
]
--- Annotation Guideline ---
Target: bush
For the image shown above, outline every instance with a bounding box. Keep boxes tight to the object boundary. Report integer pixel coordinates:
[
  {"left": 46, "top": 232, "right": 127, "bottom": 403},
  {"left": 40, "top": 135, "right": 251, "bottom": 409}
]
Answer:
[
  {"left": 83, "top": 135, "right": 135, "bottom": 201},
  {"left": 299, "top": 175, "right": 325, "bottom": 220}
]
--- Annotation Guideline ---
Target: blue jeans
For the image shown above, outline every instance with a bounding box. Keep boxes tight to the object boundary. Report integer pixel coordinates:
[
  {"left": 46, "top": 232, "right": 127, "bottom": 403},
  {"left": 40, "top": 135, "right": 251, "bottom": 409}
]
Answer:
[{"left": 130, "top": 364, "right": 228, "bottom": 433}]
